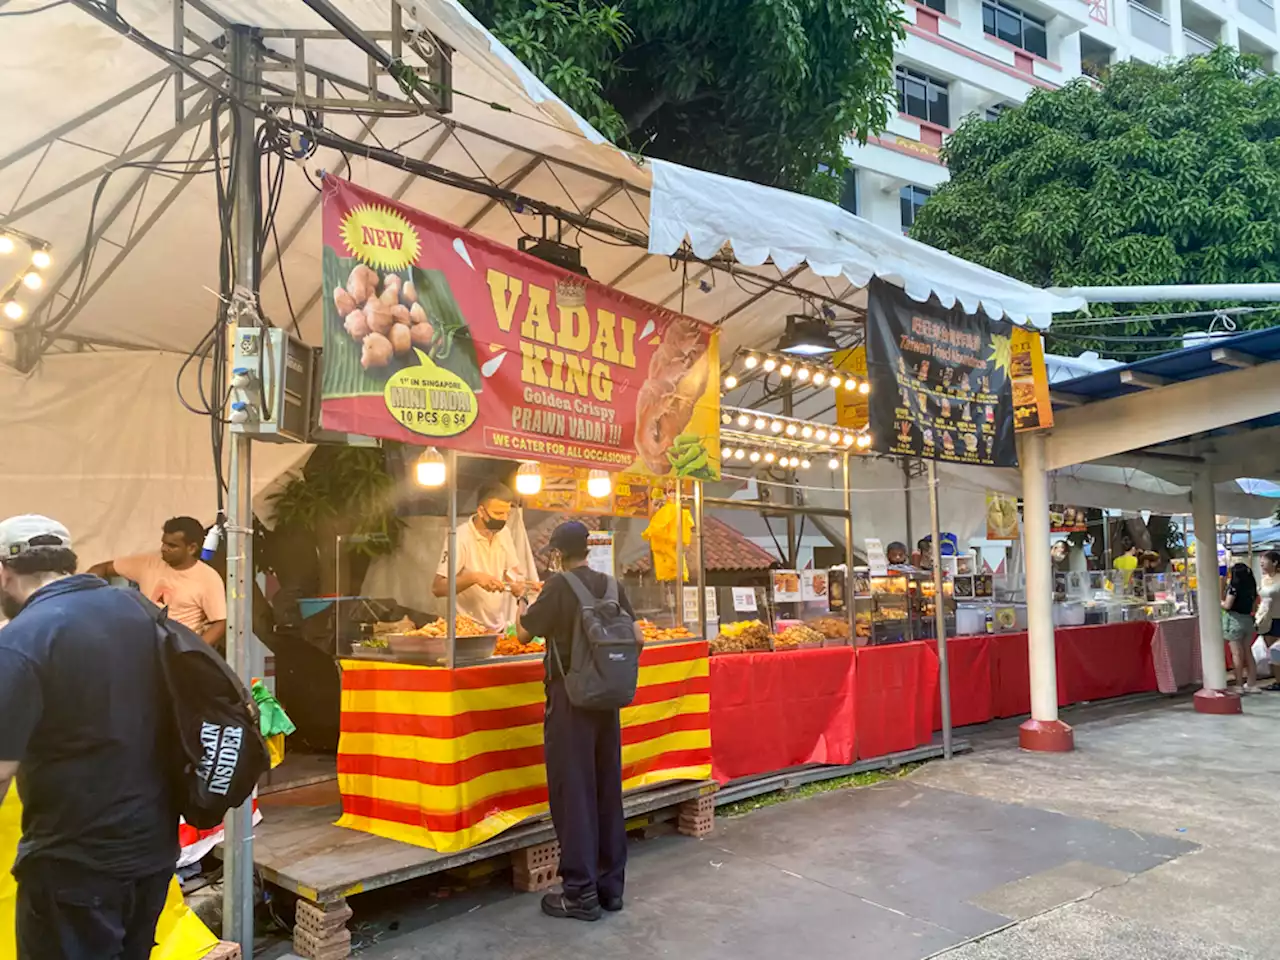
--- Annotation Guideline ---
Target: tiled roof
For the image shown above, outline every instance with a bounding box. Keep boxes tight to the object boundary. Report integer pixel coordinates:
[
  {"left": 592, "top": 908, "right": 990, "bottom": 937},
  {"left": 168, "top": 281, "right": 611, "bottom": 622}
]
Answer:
[{"left": 624, "top": 515, "right": 778, "bottom": 575}]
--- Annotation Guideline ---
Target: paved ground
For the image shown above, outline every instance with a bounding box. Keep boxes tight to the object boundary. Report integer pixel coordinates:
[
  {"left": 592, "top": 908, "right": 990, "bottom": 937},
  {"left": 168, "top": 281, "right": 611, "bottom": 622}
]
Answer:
[{"left": 270, "top": 692, "right": 1280, "bottom": 958}]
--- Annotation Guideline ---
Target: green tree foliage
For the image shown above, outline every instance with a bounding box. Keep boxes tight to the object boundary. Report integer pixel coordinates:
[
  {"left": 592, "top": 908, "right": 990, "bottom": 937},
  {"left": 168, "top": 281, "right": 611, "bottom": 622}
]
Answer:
[
  {"left": 910, "top": 48, "right": 1280, "bottom": 357},
  {"left": 463, "top": 0, "right": 904, "bottom": 195}
]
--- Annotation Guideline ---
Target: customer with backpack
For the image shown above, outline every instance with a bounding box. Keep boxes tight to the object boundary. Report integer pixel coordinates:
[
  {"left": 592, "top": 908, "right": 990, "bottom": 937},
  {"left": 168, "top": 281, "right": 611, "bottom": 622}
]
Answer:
[
  {"left": 0, "top": 515, "right": 178, "bottom": 959},
  {"left": 517, "top": 520, "right": 644, "bottom": 921}
]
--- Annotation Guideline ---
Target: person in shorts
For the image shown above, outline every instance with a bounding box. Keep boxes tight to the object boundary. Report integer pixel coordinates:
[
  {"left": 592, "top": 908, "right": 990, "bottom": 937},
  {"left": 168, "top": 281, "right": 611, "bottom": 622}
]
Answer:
[
  {"left": 1256, "top": 550, "right": 1280, "bottom": 690},
  {"left": 0, "top": 515, "right": 177, "bottom": 959},
  {"left": 1221, "top": 562, "right": 1259, "bottom": 693}
]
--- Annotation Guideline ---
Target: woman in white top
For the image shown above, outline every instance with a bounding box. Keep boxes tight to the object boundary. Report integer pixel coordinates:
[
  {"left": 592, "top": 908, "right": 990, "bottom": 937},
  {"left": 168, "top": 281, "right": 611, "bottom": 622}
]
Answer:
[{"left": 1255, "top": 550, "right": 1280, "bottom": 690}]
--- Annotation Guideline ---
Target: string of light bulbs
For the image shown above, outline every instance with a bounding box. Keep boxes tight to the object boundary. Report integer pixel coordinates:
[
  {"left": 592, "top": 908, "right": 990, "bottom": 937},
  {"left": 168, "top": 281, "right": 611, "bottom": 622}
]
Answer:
[
  {"left": 0, "top": 229, "right": 54, "bottom": 322},
  {"left": 721, "top": 350, "right": 872, "bottom": 393},
  {"left": 720, "top": 405, "right": 871, "bottom": 448}
]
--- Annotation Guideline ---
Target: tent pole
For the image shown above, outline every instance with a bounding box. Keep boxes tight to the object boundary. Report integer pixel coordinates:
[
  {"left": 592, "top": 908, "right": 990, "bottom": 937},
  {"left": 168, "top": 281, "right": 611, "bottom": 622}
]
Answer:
[
  {"left": 674, "top": 481, "right": 686, "bottom": 626},
  {"left": 926, "top": 462, "right": 951, "bottom": 759},
  {"left": 843, "top": 454, "right": 856, "bottom": 647},
  {"left": 695, "top": 480, "right": 707, "bottom": 636},
  {"left": 223, "top": 24, "right": 258, "bottom": 956},
  {"left": 446, "top": 450, "right": 458, "bottom": 669}
]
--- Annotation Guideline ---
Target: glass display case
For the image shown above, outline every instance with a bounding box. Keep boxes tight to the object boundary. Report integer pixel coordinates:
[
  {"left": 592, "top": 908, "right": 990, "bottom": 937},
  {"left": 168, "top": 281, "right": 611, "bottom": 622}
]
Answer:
[{"left": 852, "top": 569, "right": 956, "bottom": 644}]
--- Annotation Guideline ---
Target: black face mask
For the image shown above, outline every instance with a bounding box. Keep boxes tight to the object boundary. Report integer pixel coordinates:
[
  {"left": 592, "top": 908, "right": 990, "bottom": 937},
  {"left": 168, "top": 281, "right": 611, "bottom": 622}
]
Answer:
[{"left": 481, "top": 514, "right": 507, "bottom": 532}]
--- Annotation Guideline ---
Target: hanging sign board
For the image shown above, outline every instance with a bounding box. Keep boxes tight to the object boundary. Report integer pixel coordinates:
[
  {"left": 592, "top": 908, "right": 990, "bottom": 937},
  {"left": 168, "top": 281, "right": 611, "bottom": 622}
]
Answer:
[
  {"left": 986, "top": 492, "right": 1021, "bottom": 541},
  {"left": 772, "top": 570, "right": 802, "bottom": 603},
  {"left": 682, "top": 586, "right": 717, "bottom": 623},
  {"left": 834, "top": 345, "right": 869, "bottom": 429},
  {"left": 319, "top": 176, "right": 721, "bottom": 479},
  {"left": 732, "top": 587, "right": 758, "bottom": 613},
  {"left": 1011, "top": 328, "right": 1053, "bottom": 431},
  {"left": 586, "top": 531, "right": 615, "bottom": 576},
  {"left": 865, "top": 538, "right": 889, "bottom": 577},
  {"left": 865, "top": 278, "right": 1017, "bottom": 467},
  {"left": 801, "top": 569, "right": 829, "bottom": 602}
]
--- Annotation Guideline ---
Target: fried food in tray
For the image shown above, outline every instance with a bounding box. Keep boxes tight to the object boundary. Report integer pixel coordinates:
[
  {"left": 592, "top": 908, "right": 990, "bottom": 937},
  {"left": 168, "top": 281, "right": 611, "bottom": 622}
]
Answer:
[
  {"left": 806, "top": 617, "right": 851, "bottom": 641},
  {"left": 403, "top": 613, "right": 491, "bottom": 638},
  {"left": 636, "top": 619, "right": 695, "bottom": 644},
  {"left": 709, "top": 619, "right": 772, "bottom": 655},
  {"left": 493, "top": 635, "right": 545, "bottom": 656},
  {"left": 772, "top": 624, "right": 825, "bottom": 649}
]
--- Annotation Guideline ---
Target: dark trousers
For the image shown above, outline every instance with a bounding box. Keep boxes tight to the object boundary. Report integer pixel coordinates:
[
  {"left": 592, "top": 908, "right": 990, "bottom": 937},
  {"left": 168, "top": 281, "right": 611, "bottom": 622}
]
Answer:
[
  {"left": 543, "top": 678, "right": 627, "bottom": 901},
  {"left": 15, "top": 858, "right": 171, "bottom": 960}
]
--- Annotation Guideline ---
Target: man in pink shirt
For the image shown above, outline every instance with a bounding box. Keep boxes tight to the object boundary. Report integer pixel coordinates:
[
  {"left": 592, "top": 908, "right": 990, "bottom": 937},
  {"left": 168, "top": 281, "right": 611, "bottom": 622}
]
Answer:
[{"left": 89, "top": 516, "right": 227, "bottom": 648}]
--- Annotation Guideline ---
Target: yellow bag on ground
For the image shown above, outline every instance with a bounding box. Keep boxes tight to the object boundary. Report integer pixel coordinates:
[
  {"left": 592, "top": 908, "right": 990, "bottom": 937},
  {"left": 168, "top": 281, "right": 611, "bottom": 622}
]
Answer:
[{"left": 0, "top": 784, "right": 219, "bottom": 960}]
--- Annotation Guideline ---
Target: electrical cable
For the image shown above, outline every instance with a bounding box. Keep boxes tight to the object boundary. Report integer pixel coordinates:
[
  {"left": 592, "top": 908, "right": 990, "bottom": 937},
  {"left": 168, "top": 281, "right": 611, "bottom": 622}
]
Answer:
[{"left": 0, "top": 0, "right": 70, "bottom": 15}]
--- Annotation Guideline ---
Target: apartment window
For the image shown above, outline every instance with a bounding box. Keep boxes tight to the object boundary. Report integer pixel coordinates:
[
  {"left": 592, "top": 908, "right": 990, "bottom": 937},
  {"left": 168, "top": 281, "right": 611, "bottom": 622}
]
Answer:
[
  {"left": 983, "top": 0, "right": 1048, "bottom": 59},
  {"left": 896, "top": 67, "right": 951, "bottom": 127},
  {"left": 919, "top": 0, "right": 948, "bottom": 12},
  {"left": 839, "top": 170, "right": 859, "bottom": 216},
  {"left": 900, "top": 185, "right": 932, "bottom": 233},
  {"left": 985, "top": 103, "right": 1010, "bottom": 121}
]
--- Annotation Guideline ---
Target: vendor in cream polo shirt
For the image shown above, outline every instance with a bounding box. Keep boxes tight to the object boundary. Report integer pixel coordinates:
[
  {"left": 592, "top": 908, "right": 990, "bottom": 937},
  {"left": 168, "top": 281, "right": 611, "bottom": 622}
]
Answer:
[{"left": 433, "top": 482, "right": 539, "bottom": 631}]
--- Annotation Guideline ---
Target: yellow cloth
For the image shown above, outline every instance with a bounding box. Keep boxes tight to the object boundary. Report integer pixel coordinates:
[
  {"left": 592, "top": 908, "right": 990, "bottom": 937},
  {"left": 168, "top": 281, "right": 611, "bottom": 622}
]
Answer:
[
  {"left": 0, "top": 785, "right": 219, "bottom": 960},
  {"left": 267, "top": 733, "right": 286, "bottom": 769},
  {"left": 643, "top": 502, "right": 694, "bottom": 582}
]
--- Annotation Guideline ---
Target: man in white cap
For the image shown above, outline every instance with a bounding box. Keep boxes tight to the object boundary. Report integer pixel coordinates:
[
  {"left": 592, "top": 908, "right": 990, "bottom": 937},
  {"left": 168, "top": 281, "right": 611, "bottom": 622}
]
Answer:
[{"left": 0, "top": 515, "right": 177, "bottom": 960}]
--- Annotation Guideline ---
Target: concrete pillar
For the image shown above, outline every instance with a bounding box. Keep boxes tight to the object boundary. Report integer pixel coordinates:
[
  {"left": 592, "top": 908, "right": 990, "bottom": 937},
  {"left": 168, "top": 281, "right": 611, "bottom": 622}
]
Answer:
[
  {"left": 1192, "top": 470, "right": 1241, "bottom": 714},
  {"left": 1018, "top": 432, "right": 1074, "bottom": 750}
]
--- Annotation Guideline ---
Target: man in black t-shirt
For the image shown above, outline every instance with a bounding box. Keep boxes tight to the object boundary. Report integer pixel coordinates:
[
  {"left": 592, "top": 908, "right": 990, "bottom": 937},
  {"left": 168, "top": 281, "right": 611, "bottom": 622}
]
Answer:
[
  {"left": 519, "top": 521, "right": 642, "bottom": 921},
  {"left": 0, "top": 515, "right": 178, "bottom": 960}
]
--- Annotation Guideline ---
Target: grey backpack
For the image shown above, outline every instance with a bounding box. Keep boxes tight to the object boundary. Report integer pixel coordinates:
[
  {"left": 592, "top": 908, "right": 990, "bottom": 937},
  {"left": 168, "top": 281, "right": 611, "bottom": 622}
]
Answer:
[{"left": 552, "top": 571, "right": 641, "bottom": 710}]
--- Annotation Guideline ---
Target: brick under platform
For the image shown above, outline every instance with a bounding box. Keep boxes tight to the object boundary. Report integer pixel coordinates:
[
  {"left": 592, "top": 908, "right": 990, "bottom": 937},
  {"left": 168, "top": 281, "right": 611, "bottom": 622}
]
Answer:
[{"left": 293, "top": 899, "right": 354, "bottom": 960}]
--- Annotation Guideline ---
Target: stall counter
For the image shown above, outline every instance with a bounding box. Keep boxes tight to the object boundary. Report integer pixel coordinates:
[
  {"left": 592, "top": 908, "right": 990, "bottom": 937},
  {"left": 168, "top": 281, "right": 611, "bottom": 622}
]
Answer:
[{"left": 336, "top": 641, "right": 711, "bottom": 853}]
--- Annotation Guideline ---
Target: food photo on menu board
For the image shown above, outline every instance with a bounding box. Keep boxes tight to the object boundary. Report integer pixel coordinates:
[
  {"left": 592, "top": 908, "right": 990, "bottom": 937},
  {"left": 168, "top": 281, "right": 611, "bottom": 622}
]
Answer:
[
  {"left": 318, "top": 176, "right": 721, "bottom": 481},
  {"left": 864, "top": 278, "right": 1017, "bottom": 468}
]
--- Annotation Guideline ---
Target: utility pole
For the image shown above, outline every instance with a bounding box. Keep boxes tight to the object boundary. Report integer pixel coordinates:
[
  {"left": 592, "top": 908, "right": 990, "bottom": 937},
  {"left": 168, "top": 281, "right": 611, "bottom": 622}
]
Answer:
[{"left": 224, "top": 24, "right": 260, "bottom": 956}]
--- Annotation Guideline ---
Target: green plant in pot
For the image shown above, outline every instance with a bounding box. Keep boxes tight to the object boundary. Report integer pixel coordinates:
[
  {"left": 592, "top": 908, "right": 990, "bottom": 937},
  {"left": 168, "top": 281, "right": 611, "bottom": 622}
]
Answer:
[{"left": 269, "top": 445, "right": 405, "bottom": 597}]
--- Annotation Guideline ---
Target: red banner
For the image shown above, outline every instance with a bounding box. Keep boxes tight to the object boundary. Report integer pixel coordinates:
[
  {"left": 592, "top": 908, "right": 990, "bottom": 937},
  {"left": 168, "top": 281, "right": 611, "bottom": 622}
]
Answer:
[{"left": 319, "top": 177, "right": 721, "bottom": 479}]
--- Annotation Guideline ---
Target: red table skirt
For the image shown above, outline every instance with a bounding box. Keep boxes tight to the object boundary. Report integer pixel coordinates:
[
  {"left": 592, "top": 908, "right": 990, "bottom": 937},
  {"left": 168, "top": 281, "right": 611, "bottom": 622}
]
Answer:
[
  {"left": 707, "top": 624, "right": 1164, "bottom": 784},
  {"left": 708, "top": 646, "right": 856, "bottom": 783}
]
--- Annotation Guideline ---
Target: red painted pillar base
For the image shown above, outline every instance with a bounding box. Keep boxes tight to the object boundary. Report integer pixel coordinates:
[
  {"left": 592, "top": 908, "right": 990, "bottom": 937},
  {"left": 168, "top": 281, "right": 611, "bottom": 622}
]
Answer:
[
  {"left": 1019, "top": 718, "right": 1075, "bottom": 752},
  {"left": 1193, "top": 688, "right": 1243, "bottom": 715}
]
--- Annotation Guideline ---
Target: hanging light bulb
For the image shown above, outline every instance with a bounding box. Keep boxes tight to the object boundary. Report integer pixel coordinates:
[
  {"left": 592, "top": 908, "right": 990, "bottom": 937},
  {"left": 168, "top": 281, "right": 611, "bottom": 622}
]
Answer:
[
  {"left": 829, "top": 375, "right": 843, "bottom": 390},
  {"left": 800, "top": 458, "right": 812, "bottom": 470},
  {"left": 0, "top": 235, "right": 13, "bottom": 255},
  {"left": 845, "top": 379, "right": 858, "bottom": 392},
  {"left": 769, "top": 420, "right": 783, "bottom": 433},
  {"left": 587, "top": 469, "right": 612, "bottom": 498},
  {"left": 733, "top": 448, "right": 746, "bottom": 460},
  {"left": 795, "top": 366, "right": 810, "bottom": 382},
  {"left": 415, "top": 447, "right": 447, "bottom": 487},
  {"left": 815, "top": 428, "right": 828, "bottom": 442},
  {"left": 723, "top": 374, "right": 738, "bottom": 390},
  {"left": 857, "top": 434, "right": 872, "bottom": 448},
  {"left": 842, "top": 433, "right": 856, "bottom": 446},
  {"left": 722, "top": 412, "right": 733, "bottom": 425},
  {"left": 2, "top": 300, "right": 22, "bottom": 321},
  {"left": 785, "top": 423, "right": 798, "bottom": 437},
  {"left": 737, "top": 413, "right": 750, "bottom": 427},
  {"left": 812, "top": 370, "right": 826, "bottom": 386},
  {"left": 749, "top": 451, "right": 762, "bottom": 463},
  {"left": 859, "top": 381, "right": 871, "bottom": 395},
  {"left": 764, "top": 452, "right": 776, "bottom": 463},
  {"left": 801, "top": 425, "right": 814, "bottom": 439},
  {"left": 30, "top": 247, "right": 51, "bottom": 269},
  {"left": 515, "top": 461, "right": 543, "bottom": 496},
  {"left": 779, "top": 362, "right": 794, "bottom": 378},
  {"left": 762, "top": 357, "right": 777, "bottom": 373},
  {"left": 754, "top": 416, "right": 767, "bottom": 430},
  {"left": 828, "top": 457, "right": 840, "bottom": 470},
  {"left": 21, "top": 272, "right": 42, "bottom": 291},
  {"left": 744, "top": 354, "right": 760, "bottom": 369}
]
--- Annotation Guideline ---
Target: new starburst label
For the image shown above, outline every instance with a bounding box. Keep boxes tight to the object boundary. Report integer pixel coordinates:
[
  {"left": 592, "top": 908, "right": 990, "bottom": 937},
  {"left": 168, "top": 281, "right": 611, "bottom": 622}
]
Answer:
[{"left": 340, "top": 203, "right": 421, "bottom": 271}]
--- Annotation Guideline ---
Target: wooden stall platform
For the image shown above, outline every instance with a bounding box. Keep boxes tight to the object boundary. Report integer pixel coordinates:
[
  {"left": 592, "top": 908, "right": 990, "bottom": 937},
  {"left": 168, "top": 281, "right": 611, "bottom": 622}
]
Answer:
[{"left": 220, "top": 777, "right": 716, "bottom": 959}]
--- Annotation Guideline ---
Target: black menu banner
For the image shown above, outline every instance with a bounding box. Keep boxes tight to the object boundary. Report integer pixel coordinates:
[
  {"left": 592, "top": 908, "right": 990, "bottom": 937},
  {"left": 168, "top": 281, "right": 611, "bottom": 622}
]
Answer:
[{"left": 866, "top": 278, "right": 1018, "bottom": 468}]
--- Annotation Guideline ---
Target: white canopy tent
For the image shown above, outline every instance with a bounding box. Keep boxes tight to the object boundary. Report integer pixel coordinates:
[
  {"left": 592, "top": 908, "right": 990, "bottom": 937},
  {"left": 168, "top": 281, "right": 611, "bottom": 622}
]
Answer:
[{"left": 0, "top": 0, "right": 1084, "bottom": 563}]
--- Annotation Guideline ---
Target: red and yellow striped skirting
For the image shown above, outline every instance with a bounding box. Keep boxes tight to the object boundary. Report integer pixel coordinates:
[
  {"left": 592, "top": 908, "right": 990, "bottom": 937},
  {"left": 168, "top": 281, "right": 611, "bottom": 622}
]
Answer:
[{"left": 336, "top": 641, "right": 711, "bottom": 852}]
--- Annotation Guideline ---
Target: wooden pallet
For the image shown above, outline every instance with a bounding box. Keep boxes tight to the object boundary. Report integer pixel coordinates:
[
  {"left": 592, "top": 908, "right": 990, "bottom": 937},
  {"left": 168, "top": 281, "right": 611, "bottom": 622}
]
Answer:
[{"left": 218, "top": 779, "right": 717, "bottom": 959}]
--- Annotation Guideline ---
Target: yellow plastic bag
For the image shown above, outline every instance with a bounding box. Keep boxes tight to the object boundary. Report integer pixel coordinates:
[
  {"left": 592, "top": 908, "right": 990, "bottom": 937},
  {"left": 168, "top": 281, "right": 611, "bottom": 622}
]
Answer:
[
  {"left": 267, "top": 733, "right": 286, "bottom": 769},
  {"left": 0, "top": 784, "right": 219, "bottom": 960}
]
